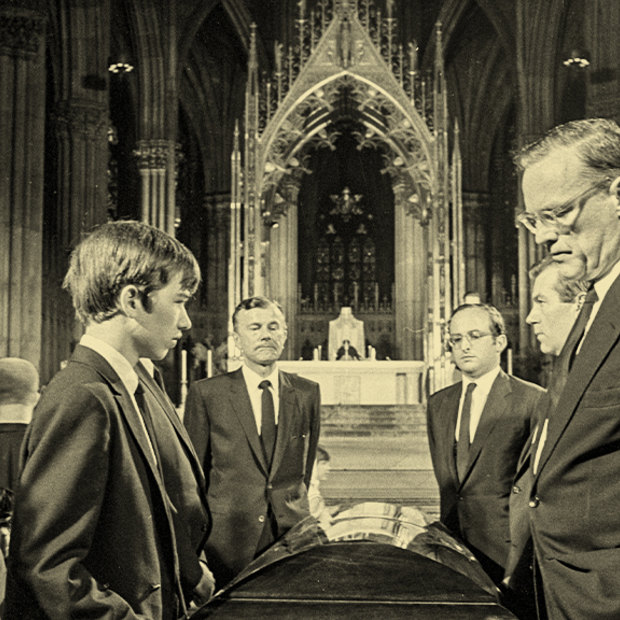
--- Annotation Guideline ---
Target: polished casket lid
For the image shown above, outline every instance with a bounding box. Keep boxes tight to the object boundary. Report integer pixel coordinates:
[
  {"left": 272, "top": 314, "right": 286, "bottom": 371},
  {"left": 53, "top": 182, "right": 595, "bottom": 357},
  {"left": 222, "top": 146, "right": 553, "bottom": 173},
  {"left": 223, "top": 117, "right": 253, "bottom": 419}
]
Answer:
[{"left": 195, "top": 502, "right": 516, "bottom": 618}]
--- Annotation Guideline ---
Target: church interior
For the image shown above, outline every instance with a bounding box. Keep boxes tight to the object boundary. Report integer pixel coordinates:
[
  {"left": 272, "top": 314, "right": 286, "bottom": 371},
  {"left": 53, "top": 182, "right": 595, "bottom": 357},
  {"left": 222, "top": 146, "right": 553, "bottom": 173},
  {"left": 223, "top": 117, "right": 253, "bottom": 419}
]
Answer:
[{"left": 2, "top": 0, "right": 619, "bottom": 508}]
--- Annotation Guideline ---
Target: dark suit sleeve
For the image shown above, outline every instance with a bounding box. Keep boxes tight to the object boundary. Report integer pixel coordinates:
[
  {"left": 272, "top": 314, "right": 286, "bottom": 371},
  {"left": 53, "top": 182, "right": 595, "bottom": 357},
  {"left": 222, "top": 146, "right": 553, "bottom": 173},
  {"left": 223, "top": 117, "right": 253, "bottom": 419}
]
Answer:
[
  {"left": 9, "top": 386, "right": 141, "bottom": 618},
  {"left": 426, "top": 395, "right": 439, "bottom": 480},
  {"left": 304, "top": 382, "right": 321, "bottom": 488},
  {"left": 184, "top": 382, "right": 211, "bottom": 472}
]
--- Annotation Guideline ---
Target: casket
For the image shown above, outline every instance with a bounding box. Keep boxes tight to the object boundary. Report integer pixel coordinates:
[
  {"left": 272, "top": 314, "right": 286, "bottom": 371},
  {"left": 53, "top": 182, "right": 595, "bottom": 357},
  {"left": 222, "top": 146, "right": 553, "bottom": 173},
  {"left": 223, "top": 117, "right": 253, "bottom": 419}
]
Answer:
[{"left": 193, "top": 502, "right": 516, "bottom": 618}]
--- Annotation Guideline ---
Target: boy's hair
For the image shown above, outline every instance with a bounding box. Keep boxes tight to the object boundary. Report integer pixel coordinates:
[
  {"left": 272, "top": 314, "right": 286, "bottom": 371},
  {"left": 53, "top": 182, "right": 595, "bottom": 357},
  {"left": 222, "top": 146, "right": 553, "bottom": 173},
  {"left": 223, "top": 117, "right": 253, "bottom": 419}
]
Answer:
[{"left": 63, "top": 220, "right": 200, "bottom": 324}]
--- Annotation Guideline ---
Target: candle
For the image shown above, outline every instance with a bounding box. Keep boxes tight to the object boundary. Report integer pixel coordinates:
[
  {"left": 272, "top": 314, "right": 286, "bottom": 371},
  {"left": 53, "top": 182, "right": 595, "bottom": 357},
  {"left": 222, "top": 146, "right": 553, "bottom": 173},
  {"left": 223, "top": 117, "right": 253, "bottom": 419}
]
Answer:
[
  {"left": 181, "top": 349, "right": 187, "bottom": 383},
  {"left": 408, "top": 41, "right": 418, "bottom": 72},
  {"left": 207, "top": 349, "right": 213, "bottom": 378}
]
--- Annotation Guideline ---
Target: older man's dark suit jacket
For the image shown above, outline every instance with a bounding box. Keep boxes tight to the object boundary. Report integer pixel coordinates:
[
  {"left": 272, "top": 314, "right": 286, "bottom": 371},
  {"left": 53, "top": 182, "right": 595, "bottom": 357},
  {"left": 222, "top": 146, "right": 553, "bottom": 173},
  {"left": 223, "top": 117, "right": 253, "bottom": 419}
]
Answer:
[
  {"left": 6, "top": 346, "right": 210, "bottom": 619},
  {"left": 184, "top": 367, "right": 320, "bottom": 586},
  {"left": 525, "top": 273, "right": 620, "bottom": 619},
  {"left": 427, "top": 369, "right": 543, "bottom": 581},
  {"left": 502, "top": 428, "right": 539, "bottom": 619}
]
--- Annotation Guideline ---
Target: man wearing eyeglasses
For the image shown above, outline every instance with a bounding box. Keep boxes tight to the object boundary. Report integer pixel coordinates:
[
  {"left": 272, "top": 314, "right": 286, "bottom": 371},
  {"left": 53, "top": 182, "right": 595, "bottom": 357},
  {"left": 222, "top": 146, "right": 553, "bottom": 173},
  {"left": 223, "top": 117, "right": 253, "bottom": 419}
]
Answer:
[
  {"left": 426, "top": 303, "right": 543, "bottom": 586},
  {"left": 512, "top": 118, "right": 620, "bottom": 619}
]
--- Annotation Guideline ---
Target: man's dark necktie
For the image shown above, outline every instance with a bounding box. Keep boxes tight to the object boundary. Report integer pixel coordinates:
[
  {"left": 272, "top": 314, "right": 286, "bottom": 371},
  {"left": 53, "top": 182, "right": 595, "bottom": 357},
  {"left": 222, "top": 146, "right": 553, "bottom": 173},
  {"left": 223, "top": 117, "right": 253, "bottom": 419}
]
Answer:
[
  {"left": 457, "top": 382, "right": 476, "bottom": 483},
  {"left": 259, "top": 380, "right": 276, "bottom": 467}
]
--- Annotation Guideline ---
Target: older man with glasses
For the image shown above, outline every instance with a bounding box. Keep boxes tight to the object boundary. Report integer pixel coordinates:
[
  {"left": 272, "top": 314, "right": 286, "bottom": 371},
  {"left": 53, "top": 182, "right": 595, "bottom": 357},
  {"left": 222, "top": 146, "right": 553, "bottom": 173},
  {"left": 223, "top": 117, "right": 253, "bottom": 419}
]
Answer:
[
  {"left": 426, "top": 303, "right": 543, "bottom": 586},
  {"left": 510, "top": 118, "right": 620, "bottom": 620}
]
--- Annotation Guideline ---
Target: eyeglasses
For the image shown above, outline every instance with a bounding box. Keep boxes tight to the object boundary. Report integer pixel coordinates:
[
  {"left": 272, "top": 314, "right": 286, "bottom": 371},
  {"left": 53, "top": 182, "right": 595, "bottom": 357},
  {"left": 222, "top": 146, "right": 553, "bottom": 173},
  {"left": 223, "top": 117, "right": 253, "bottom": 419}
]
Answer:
[
  {"left": 447, "top": 330, "right": 493, "bottom": 349},
  {"left": 517, "top": 179, "right": 609, "bottom": 235}
]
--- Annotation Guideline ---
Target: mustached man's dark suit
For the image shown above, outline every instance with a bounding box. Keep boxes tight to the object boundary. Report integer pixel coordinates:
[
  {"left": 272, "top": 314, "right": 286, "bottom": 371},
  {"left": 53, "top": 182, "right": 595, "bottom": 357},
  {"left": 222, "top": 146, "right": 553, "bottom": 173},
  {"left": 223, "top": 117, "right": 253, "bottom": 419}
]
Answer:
[{"left": 184, "top": 367, "right": 320, "bottom": 586}]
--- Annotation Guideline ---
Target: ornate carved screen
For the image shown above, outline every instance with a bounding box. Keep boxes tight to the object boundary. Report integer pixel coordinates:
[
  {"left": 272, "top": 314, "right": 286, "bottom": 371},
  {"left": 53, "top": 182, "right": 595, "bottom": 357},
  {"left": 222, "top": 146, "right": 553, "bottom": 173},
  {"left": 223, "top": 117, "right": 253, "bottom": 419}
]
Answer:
[{"left": 229, "top": 0, "right": 463, "bottom": 392}]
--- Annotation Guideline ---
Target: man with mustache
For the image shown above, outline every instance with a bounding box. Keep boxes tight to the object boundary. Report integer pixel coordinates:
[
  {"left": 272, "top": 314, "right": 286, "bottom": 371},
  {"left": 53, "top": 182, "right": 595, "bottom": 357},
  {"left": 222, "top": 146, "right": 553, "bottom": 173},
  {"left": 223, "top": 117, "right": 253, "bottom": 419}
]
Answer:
[
  {"left": 513, "top": 117, "right": 620, "bottom": 619},
  {"left": 184, "top": 296, "right": 321, "bottom": 587},
  {"left": 426, "top": 303, "right": 543, "bottom": 586}
]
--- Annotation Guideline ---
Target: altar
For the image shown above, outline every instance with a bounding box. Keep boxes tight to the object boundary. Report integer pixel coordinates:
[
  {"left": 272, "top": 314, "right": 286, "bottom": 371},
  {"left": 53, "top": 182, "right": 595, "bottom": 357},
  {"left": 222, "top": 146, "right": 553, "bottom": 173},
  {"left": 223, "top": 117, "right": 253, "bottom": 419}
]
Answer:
[{"left": 277, "top": 360, "right": 426, "bottom": 406}]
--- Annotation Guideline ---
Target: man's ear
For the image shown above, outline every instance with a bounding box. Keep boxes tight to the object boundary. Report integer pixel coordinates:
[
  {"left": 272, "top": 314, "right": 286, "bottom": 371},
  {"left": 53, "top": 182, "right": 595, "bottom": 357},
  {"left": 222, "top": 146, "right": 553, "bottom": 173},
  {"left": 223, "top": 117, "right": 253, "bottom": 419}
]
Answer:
[
  {"left": 118, "top": 284, "right": 143, "bottom": 317},
  {"left": 610, "top": 176, "right": 620, "bottom": 216},
  {"left": 496, "top": 333, "right": 508, "bottom": 354}
]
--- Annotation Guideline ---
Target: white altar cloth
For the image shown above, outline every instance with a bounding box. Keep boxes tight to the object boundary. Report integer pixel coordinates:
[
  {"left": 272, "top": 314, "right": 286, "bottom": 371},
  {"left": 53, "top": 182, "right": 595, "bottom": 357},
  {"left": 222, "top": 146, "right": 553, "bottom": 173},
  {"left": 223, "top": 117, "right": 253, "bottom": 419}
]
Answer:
[{"left": 277, "top": 360, "right": 425, "bottom": 405}]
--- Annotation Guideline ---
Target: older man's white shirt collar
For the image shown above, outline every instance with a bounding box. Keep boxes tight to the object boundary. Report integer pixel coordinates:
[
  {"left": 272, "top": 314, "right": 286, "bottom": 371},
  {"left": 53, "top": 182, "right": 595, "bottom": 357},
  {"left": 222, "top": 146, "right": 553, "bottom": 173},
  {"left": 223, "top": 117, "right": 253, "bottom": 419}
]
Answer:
[{"left": 241, "top": 363, "right": 279, "bottom": 392}]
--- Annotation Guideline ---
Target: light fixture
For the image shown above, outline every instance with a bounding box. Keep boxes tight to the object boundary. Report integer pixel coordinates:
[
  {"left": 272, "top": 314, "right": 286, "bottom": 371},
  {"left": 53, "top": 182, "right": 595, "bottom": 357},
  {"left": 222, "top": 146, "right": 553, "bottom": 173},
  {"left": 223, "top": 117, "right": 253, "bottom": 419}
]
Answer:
[
  {"left": 562, "top": 48, "right": 590, "bottom": 69},
  {"left": 108, "top": 55, "right": 134, "bottom": 74}
]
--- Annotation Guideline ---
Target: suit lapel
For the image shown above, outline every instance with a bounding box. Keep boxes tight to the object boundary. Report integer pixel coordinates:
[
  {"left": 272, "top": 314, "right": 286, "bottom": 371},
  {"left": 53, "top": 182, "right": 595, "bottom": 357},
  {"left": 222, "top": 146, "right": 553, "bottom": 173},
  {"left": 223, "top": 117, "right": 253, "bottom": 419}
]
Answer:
[
  {"left": 461, "top": 371, "right": 511, "bottom": 486},
  {"left": 270, "top": 371, "right": 296, "bottom": 476},
  {"left": 228, "top": 369, "right": 269, "bottom": 475},
  {"left": 71, "top": 347, "right": 162, "bottom": 485},
  {"left": 442, "top": 384, "right": 462, "bottom": 486},
  {"left": 535, "top": 277, "right": 620, "bottom": 478},
  {"left": 70, "top": 345, "right": 185, "bottom": 607},
  {"left": 136, "top": 362, "right": 208, "bottom": 494}
]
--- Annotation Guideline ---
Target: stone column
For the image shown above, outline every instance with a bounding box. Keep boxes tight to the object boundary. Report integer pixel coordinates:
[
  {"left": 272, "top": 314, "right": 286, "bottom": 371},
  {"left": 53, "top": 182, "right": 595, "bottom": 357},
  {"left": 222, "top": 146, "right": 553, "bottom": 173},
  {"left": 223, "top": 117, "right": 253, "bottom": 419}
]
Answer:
[
  {"left": 462, "top": 192, "right": 488, "bottom": 300},
  {"left": 0, "top": 4, "right": 46, "bottom": 366},
  {"left": 134, "top": 139, "right": 179, "bottom": 233},
  {"left": 268, "top": 180, "right": 299, "bottom": 360},
  {"left": 213, "top": 194, "right": 231, "bottom": 337},
  {"left": 394, "top": 182, "right": 427, "bottom": 360},
  {"left": 586, "top": 1, "right": 620, "bottom": 122}
]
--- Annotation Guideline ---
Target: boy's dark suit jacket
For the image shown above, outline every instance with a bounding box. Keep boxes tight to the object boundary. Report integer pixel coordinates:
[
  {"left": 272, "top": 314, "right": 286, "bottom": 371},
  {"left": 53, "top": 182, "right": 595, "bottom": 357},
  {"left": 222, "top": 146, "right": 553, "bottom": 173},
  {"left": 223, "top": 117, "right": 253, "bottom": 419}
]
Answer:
[
  {"left": 426, "top": 369, "right": 543, "bottom": 579},
  {"left": 184, "top": 368, "right": 320, "bottom": 586},
  {"left": 524, "top": 274, "right": 620, "bottom": 618},
  {"left": 6, "top": 346, "right": 210, "bottom": 619}
]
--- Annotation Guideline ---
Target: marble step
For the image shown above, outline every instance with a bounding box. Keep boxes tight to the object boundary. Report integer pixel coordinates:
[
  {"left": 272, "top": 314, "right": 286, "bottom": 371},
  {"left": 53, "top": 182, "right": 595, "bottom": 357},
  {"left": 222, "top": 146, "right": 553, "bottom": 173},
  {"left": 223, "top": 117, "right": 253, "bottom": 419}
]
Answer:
[
  {"left": 321, "top": 404, "right": 427, "bottom": 435},
  {"left": 316, "top": 436, "right": 440, "bottom": 517}
]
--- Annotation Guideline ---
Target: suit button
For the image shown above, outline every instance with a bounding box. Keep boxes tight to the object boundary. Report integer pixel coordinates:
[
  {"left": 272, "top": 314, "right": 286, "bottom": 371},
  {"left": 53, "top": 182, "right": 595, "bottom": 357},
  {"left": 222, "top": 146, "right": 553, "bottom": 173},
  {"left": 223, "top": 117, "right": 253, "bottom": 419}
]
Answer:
[
  {"left": 266, "top": 483, "right": 273, "bottom": 490},
  {"left": 457, "top": 495, "right": 464, "bottom": 501},
  {"left": 258, "top": 515, "right": 265, "bottom": 523},
  {"left": 512, "top": 485, "right": 521, "bottom": 494},
  {"left": 529, "top": 496, "right": 540, "bottom": 508}
]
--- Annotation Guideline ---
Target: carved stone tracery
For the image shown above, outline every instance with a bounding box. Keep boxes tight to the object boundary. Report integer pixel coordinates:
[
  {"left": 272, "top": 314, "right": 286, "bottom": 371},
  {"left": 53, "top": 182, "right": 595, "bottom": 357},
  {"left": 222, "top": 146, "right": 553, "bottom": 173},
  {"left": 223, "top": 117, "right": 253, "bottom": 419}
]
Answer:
[
  {"left": 231, "top": 0, "right": 462, "bottom": 387},
  {"left": 0, "top": 13, "right": 45, "bottom": 59}
]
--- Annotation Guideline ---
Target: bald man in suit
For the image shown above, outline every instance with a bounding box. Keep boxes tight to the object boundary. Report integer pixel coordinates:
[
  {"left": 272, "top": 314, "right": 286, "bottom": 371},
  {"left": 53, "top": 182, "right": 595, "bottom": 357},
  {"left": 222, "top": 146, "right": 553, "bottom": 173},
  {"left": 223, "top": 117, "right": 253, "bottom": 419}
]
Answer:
[{"left": 427, "top": 303, "right": 543, "bottom": 585}]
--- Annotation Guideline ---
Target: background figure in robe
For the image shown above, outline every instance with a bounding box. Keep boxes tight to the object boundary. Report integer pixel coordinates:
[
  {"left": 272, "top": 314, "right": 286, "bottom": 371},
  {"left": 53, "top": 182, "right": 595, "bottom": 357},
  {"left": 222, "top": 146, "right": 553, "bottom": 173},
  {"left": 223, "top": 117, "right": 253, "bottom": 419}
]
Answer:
[
  {"left": 514, "top": 117, "right": 620, "bottom": 619},
  {"left": 328, "top": 306, "right": 364, "bottom": 360},
  {"left": 503, "top": 257, "right": 586, "bottom": 619},
  {"left": 426, "top": 303, "right": 543, "bottom": 585},
  {"left": 184, "top": 296, "right": 321, "bottom": 588},
  {"left": 6, "top": 221, "right": 214, "bottom": 619}
]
